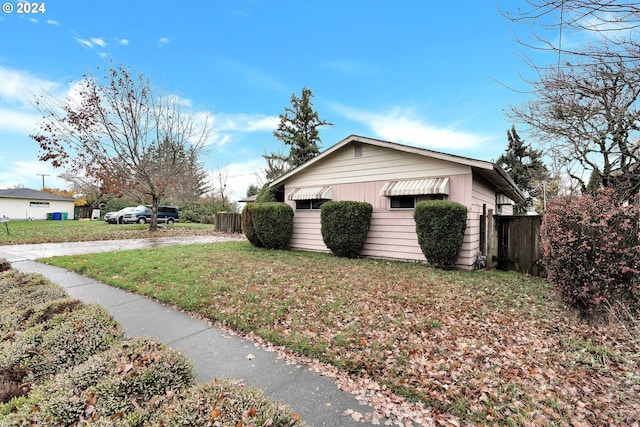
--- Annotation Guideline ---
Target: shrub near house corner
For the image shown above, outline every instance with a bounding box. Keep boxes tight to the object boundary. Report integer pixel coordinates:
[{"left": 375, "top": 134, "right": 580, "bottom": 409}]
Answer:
[
  {"left": 541, "top": 190, "right": 640, "bottom": 318},
  {"left": 241, "top": 203, "right": 262, "bottom": 247},
  {"left": 320, "top": 201, "right": 373, "bottom": 258},
  {"left": 414, "top": 200, "right": 467, "bottom": 269},
  {"left": 250, "top": 202, "right": 294, "bottom": 250}
]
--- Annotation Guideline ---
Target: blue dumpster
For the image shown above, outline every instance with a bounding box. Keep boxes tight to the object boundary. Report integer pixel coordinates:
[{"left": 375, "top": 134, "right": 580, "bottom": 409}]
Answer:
[{"left": 53, "top": 212, "right": 61, "bottom": 221}]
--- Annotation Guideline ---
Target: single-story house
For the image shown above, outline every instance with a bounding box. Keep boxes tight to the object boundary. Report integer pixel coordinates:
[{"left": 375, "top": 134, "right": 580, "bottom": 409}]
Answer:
[
  {"left": 269, "top": 135, "right": 526, "bottom": 269},
  {"left": 0, "top": 188, "right": 75, "bottom": 220}
]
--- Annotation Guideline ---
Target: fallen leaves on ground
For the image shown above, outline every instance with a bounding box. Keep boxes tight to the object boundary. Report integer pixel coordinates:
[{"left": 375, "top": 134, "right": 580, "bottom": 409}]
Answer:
[
  {"left": 48, "top": 244, "right": 640, "bottom": 426},
  {"left": 205, "top": 253, "right": 640, "bottom": 425}
]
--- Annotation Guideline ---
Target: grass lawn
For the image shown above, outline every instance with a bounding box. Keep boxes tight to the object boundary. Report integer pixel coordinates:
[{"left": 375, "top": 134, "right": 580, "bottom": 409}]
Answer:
[
  {"left": 41, "top": 241, "right": 640, "bottom": 425},
  {"left": 0, "top": 219, "right": 221, "bottom": 245}
]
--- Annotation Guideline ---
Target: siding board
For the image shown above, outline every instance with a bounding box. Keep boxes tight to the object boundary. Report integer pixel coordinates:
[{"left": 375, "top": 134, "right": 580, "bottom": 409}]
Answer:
[{"left": 282, "top": 142, "right": 515, "bottom": 270}]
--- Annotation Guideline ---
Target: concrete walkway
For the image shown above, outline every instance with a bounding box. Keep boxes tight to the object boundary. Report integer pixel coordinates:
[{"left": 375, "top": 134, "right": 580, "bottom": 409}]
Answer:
[{"left": 0, "top": 237, "right": 374, "bottom": 427}]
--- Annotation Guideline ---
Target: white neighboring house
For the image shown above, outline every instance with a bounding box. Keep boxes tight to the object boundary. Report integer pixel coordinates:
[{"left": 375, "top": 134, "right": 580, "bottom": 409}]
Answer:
[{"left": 0, "top": 188, "right": 75, "bottom": 220}]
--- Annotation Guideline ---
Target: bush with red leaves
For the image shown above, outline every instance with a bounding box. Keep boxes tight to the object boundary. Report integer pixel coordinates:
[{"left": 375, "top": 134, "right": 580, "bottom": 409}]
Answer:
[{"left": 541, "top": 189, "right": 640, "bottom": 318}]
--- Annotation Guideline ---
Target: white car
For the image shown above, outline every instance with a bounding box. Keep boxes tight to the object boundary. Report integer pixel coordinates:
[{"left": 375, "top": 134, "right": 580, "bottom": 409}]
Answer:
[{"left": 104, "top": 207, "right": 136, "bottom": 224}]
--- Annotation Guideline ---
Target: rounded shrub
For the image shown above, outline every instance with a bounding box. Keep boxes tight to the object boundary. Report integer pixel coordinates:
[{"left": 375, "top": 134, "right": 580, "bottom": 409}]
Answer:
[
  {"left": 541, "top": 189, "right": 640, "bottom": 318},
  {"left": 179, "top": 208, "right": 200, "bottom": 223},
  {"left": 320, "top": 201, "right": 373, "bottom": 258},
  {"left": 414, "top": 200, "right": 467, "bottom": 270},
  {"left": 251, "top": 202, "right": 294, "bottom": 250},
  {"left": 241, "top": 203, "right": 262, "bottom": 247}
]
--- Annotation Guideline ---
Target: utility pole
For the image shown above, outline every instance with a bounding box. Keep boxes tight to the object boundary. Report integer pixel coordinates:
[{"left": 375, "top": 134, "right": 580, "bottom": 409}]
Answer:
[{"left": 36, "top": 174, "right": 50, "bottom": 190}]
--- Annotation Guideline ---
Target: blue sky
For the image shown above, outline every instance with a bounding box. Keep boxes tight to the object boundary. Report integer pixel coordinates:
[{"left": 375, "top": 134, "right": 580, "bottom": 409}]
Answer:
[{"left": 0, "top": 0, "right": 551, "bottom": 202}]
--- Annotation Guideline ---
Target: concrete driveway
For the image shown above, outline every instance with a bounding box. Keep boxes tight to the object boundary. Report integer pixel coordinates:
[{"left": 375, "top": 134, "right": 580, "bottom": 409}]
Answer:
[{"left": 0, "top": 235, "right": 244, "bottom": 261}]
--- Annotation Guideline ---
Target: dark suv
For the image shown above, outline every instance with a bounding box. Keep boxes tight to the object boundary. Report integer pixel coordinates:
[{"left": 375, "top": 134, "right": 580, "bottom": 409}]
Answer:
[{"left": 122, "top": 205, "right": 179, "bottom": 224}]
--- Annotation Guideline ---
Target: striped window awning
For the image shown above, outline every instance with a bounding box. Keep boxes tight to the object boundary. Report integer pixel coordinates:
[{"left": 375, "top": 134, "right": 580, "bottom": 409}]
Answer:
[
  {"left": 496, "top": 194, "right": 515, "bottom": 205},
  {"left": 380, "top": 177, "right": 450, "bottom": 196},
  {"left": 288, "top": 186, "right": 333, "bottom": 200}
]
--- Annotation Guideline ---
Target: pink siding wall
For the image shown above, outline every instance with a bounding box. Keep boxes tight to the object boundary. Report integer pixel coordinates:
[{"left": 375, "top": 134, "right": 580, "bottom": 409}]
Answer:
[
  {"left": 289, "top": 211, "right": 328, "bottom": 252},
  {"left": 463, "top": 174, "right": 498, "bottom": 266},
  {"left": 286, "top": 173, "right": 481, "bottom": 268}
]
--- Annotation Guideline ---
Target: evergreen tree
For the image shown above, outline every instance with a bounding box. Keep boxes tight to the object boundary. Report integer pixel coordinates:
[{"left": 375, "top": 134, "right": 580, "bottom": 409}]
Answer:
[
  {"left": 273, "top": 87, "right": 333, "bottom": 168},
  {"left": 497, "top": 126, "right": 549, "bottom": 213},
  {"left": 262, "top": 148, "right": 290, "bottom": 182},
  {"left": 586, "top": 167, "right": 603, "bottom": 194},
  {"left": 246, "top": 184, "right": 260, "bottom": 198}
]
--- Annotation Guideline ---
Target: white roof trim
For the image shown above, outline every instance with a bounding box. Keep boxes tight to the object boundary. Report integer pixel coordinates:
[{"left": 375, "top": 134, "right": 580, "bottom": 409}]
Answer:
[
  {"left": 269, "top": 135, "right": 526, "bottom": 203},
  {"left": 288, "top": 186, "right": 333, "bottom": 200},
  {"left": 380, "top": 177, "right": 450, "bottom": 196}
]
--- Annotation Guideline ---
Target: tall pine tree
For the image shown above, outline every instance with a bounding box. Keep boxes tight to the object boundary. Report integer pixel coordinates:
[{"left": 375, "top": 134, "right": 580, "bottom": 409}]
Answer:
[
  {"left": 497, "top": 126, "right": 549, "bottom": 213},
  {"left": 273, "top": 87, "right": 332, "bottom": 168}
]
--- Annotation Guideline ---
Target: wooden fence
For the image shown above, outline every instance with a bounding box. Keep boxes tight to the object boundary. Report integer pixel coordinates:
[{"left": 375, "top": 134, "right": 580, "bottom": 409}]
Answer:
[
  {"left": 214, "top": 212, "right": 242, "bottom": 233},
  {"left": 480, "top": 210, "right": 543, "bottom": 276},
  {"left": 493, "top": 215, "right": 543, "bottom": 276}
]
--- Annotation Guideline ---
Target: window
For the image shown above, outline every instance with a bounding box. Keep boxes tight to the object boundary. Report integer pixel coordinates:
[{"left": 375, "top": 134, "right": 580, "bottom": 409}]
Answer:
[
  {"left": 29, "top": 201, "right": 50, "bottom": 208},
  {"left": 295, "top": 199, "right": 330, "bottom": 210},
  {"left": 389, "top": 194, "right": 445, "bottom": 209}
]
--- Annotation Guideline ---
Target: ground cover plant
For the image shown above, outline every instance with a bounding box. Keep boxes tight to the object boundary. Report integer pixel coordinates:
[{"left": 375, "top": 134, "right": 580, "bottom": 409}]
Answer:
[
  {"left": 42, "top": 241, "right": 640, "bottom": 425},
  {"left": 0, "top": 220, "right": 223, "bottom": 245},
  {"left": 0, "top": 267, "right": 307, "bottom": 426}
]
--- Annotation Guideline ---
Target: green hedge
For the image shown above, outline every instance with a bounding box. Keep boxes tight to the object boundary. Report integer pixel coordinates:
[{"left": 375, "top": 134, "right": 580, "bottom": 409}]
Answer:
[
  {"left": 320, "top": 201, "right": 373, "bottom": 258},
  {"left": 250, "top": 202, "right": 294, "bottom": 250},
  {"left": 414, "top": 200, "right": 467, "bottom": 269},
  {"left": 241, "top": 203, "right": 262, "bottom": 247},
  {"left": 255, "top": 184, "right": 277, "bottom": 202}
]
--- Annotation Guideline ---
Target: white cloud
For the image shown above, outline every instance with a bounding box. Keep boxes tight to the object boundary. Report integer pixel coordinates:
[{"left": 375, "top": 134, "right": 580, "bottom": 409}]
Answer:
[
  {"left": 158, "top": 37, "right": 171, "bottom": 45},
  {"left": 29, "top": 18, "right": 37, "bottom": 24},
  {"left": 332, "top": 104, "right": 487, "bottom": 150},
  {"left": 46, "top": 20, "right": 60, "bottom": 26},
  {"left": 73, "top": 37, "right": 107, "bottom": 49},
  {"left": 74, "top": 37, "right": 93, "bottom": 48},
  {"left": 119, "top": 39, "right": 129, "bottom": 46},
  {"left": 91, "top": 37, "right": 106, "bottom": 47},
  {"left": 206, "top": 113, "right": 278, "bottom": 148},
  {"left": 212, "top": 113, "right": 278, "bottom": 132},
  {"left": 0, "top": 65, "right": 61, "bottom": 107},
  {"left": 0, "top": 108, "right": 40, "bottom": 134},
  {"left": 0, "top": 161, "right": 68, "bottom": 190},
  {"left": 210, "top": 158, "right": 265, "bottom": 202}
]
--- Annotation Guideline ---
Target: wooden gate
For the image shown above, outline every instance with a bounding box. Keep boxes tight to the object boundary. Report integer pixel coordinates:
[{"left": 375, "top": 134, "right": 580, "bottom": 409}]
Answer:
[{"left": 493, "top": 215, "right": 543, "bottom": 276}]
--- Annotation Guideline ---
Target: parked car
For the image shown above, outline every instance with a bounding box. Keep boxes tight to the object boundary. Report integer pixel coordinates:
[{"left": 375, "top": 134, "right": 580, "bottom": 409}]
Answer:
[
  {"left": 104, "top": 207, "right": 137, "bottom": 224},
  {"left": 122, "top": 205, "right": 179, "bottom": 224}
]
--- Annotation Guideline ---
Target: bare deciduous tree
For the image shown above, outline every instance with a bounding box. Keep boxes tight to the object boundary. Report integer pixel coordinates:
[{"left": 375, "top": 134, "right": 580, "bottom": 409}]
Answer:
[
  {"left": 32, "top": 63, "right": 210, "bottom": 230},
  {"left": 503, "top": 0, "right": 640, "bottom": 65},
  {"left": 509, "top": 54, "right": 640, "bottom": 200}
]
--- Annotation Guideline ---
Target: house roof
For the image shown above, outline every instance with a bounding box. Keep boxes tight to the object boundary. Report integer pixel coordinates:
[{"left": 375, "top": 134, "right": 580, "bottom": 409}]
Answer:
[
  {"left": 0, "top": 188, "right": 75, "bottom": 202},
  {"left": 270, "top": 135, "right": 526, "bottom": 202},
  {"left": 238, "top": 194, "right": 258, "bottom": 203}
]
